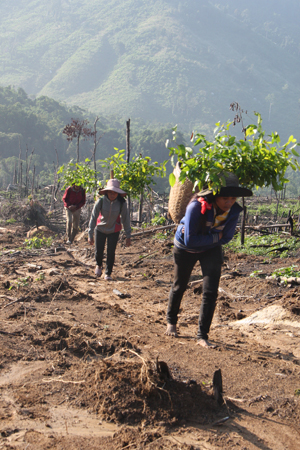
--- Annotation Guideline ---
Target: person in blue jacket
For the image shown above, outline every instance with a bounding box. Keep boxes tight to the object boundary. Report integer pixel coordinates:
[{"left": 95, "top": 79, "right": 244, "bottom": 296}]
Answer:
[{"left": 166, "top": 173, "right": 252, "bottom": 348}]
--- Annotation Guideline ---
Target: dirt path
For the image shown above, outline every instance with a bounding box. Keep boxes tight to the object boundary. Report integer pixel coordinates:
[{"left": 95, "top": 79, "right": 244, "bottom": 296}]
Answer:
[{"left": 0, "top": 225, "right": 299, "bottom": 449}]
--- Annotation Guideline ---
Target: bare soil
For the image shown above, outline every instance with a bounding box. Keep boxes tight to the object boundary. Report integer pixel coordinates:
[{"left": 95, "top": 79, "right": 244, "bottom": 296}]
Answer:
[{"left": 0, "top": 222, "right": 300, "bottom": 449}]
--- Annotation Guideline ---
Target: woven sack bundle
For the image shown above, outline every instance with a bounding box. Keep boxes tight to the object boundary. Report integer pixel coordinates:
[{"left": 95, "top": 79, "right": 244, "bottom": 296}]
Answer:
[{"left": 168, "top": 162, "right": 199, "bottom": 224}]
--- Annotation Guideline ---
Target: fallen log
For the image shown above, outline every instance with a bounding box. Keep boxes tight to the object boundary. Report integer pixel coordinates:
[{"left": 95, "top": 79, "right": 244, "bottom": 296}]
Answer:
[
  {"left": 247, "top": 223, "right": 292, "bottom": 229},
  {"left": 238, "top": 227, "right": 272, "bottom": 235},
  {"left": 2, "top": 296, "right": 27, "bottom": 309},
  {"left": 265, "top": 246, "right": 289, "bottom": 253},
  {"left": 132, "top": 250, "right": 159, "bottom": 266},
  {"left": 249, "top": 241, "right": 285, "bottom": 248},
  {"left": 131, "top": 224, "right": 176, "bottom": 238},
  {"left": 0, "top": 294, "right": 15, "bottom": 301}
]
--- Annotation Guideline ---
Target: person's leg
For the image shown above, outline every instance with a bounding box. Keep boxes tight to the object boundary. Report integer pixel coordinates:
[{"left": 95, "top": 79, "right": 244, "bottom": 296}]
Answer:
[
  {"left": 95, "top": 229, "right": 107, "bottom": 268},
  {"left": 70, "top": 208, "right": 81, "bottom": 242},
  {"left": 105, "top": 232, "right": 120, "bottom": 275},
  {"left": 65, "top": 208, "right": 72, "bottom": 241},
  {"left": 197, "top": 246, "right": 223, "bottom": 343},
  {"left": 166, "top": 247, "right": 198, "bottom": 335}
]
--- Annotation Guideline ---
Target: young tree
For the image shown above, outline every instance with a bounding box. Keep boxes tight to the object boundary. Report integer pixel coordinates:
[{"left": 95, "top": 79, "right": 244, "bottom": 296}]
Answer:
[
  {"left": 57, "top": 159, "right": 99, "bottom": 194},
  {"left": 63, "top": 118, "right": 95, "bottom": 163},
  {"left": 99, "top": 149, "right": 167, "bottom": 199}
]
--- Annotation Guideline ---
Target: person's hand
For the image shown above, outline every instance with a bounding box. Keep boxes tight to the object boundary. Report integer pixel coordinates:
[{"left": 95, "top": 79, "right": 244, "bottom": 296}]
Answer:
[
  {"left": 125, "top": 238, "right": 131, "bottom": 247},
  {"left": 219, "top": 231, "right": 223, "bottom": 240},
  {"left": 68, "top": 205, "right": 76, "bottom": 212},
  {"left": 88, "top": 238, "right": 94, "bottom": 245}
]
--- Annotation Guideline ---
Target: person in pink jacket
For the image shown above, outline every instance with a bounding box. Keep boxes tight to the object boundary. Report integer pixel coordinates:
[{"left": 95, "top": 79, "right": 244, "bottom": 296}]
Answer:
[
  {"left": 88, "top": 179, "right": 131, "bottom": 280},
  {"left": 62, "top": 184, "right": 86, "bottom": 244}
]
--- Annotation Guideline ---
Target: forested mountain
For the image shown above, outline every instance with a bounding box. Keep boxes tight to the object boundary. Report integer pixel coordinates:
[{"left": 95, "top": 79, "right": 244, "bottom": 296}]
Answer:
[
  {"left": 0, "top": 0, "right": 299, "bottom": 141},
  {"left": 0, "top": 86, "right": 179, "bottom": 190}
]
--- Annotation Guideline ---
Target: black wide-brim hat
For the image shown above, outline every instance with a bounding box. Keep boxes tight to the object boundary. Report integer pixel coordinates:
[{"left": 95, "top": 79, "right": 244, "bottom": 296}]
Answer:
[{"left": 198, "top": 172, "right": 253, "bottom": 197}]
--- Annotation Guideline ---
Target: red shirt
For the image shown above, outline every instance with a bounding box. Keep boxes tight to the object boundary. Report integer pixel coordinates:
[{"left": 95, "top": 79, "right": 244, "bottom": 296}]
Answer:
[{"left": 62, "top": 186, "right": 86, "bottom": 210}]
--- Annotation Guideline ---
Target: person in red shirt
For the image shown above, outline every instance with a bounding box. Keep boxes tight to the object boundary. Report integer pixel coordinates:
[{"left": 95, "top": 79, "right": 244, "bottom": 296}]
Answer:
[{"left": 62, "top": 184, "right": 86, "bottom": 244}]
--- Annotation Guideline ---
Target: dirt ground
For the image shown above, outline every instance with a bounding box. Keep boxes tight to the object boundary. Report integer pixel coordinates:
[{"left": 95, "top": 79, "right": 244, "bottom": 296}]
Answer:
[{"left": 0, "top": 221, "right": 300, "bottom": 450}]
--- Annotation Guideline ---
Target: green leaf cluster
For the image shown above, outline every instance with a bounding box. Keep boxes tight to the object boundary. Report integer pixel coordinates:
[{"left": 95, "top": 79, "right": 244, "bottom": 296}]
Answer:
[
  {"left": 226, "top": 234, "right": 300, "bottom": 259},
  {"left": 249, "top": 270, "right": 264, "bottom": 278},
  {"left": 271, "top": 265, "right": 300, "bottom": 279},
  {"left": 151, "top": 213, "right": 167, "bottom": 226},
  {"left": 168, "top": 113, "right": 300, "bottom": 193},
  {"left": 24, "top": 236, "right": 53, "bottom": 249},
  {"left": 57, "top": 159, "right": 99, "bottom": 193},
  {"left": 99, "top": 150, "right": 167, "bottom": 198},
  {"left": 9, "top": 276, "right": 30, "bottom": 290}
]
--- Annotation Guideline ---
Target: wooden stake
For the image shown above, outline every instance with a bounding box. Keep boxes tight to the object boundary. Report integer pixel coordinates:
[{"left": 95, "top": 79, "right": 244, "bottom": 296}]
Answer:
[{"left": 241, "top": 197, "right": 246, "bottom": 246}]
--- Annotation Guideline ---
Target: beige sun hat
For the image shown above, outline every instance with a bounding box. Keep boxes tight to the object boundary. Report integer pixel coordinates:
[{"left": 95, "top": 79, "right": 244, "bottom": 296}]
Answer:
[{"left": 98, "top": 179, "right": 127, "bottom": 197}]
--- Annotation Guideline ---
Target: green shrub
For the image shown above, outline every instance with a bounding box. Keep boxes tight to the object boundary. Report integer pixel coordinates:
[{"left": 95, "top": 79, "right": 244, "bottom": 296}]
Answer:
[
  {"left": 225, "top": 233, "right": 300, "bottom": 259},
  {"left": 271, "top": 265, "right": 300, "bottom": 278},
  {"left": 24, "top": 236, "right": 53, "bottom": 249},
  {"left": 151, "top": 213, "right": 166, "bottom": 226}
]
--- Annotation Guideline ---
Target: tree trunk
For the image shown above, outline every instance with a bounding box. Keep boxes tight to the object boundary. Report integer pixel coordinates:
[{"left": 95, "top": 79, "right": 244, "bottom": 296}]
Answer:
[
  {"left": 31, "top": 165, "right": 35, "bottom": 198},
  {"left": 13, "top": 160, "right": 17, "bottom": 184},
  {"left": 19, "top": 162, "right": 23, "bottom": 198},
  {"left": 25, "top": 145, "right": 28, "bottom": 196},
  {"left": 138, "top": 192, "right": 144, "bottom": 226},
  {"left": 126, "top": 119, "right": 131, "bottom": 219},
  {"left": 240, "top": 197, "right": 246, "bottom": 246},
  {"left": 93, "top": 116, "right": 99, "bottom": 172},
  {"left": 77, "top": 136, "right": 80, "bottom": 163},
  {"left": 18, "top": 139, "right": 22, "bottom": 188},
  {"left": 25, "top": 147, "right": 34, "bottom": 197}
]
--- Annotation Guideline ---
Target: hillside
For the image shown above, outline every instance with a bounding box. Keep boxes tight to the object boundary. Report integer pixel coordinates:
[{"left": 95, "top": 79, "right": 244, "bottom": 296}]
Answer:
[
  {"left": 0, "top": 86, "right": 181, "bottom": 191},
  {"left": 0, "top": 0, "right": 300, "bottom": 139}
]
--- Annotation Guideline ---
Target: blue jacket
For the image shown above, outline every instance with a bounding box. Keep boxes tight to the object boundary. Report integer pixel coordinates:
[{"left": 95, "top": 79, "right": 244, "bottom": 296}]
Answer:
[{"left": 174, "top": 199, "right": 243, "bottom": 253}]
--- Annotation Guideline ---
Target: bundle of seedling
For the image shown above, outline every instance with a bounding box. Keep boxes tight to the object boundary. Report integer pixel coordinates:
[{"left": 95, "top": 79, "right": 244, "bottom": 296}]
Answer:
[
  {"left": 167, "top": 108, "right": 300, "bottom": 243},
  {"left": 169, "top": 112, "right": 299, "bottom": 196}
]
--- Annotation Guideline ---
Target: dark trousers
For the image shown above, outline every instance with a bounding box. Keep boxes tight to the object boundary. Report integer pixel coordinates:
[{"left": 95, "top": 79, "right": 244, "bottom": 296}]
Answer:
[
  {"left": 95, "top": 230, "right": 120, "bottom": 275},
  {"left": 167, "top": 245, "right": 223, "bottom": 340}
]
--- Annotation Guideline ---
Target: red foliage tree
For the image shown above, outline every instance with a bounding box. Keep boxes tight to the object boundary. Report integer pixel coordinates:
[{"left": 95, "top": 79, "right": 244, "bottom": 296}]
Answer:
[{"left": 63, "top": 118, "right": 95, "bottom": 163}]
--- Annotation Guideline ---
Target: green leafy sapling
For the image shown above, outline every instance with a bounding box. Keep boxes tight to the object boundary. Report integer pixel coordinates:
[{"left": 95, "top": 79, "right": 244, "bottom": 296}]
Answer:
[
  {"left": 168, "top": 112, "right": 300, "bottom": 195},
  {"left": 99, "top": 149, "right": 167, "bottom": 199},
  {"left": 57, "top": 159, "right": 100, "bottom": 194}
]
